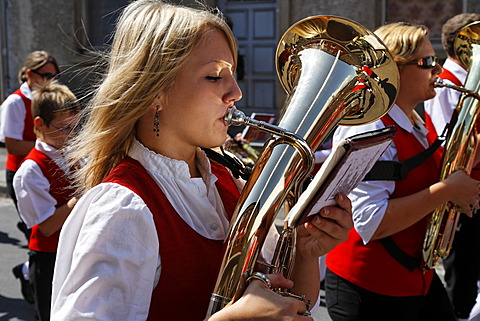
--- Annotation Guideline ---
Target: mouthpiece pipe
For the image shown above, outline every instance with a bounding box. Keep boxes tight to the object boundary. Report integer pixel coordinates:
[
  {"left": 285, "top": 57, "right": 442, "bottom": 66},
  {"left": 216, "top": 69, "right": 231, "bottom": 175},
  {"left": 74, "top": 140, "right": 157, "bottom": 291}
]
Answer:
[
  {"left": 434, "top": 78, "right": 480, "bottom": 100},
  {"left": 225, "top": 108, "right": 290, "bottom": 137},
  {"left": 224, "top": 108, "right": 314, "bottom": 173}
]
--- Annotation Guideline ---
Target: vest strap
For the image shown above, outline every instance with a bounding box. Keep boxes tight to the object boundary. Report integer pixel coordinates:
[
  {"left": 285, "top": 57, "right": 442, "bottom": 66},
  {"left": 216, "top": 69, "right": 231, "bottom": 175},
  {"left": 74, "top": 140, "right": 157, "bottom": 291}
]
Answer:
[
  {"left": 379, "top": 237, "right": 421, "bottom": 271},
  {"left": 202, "top": 147, "right": 252, "bottom": 180},
  {"left": 438, "top": 68, "right": 462, "bottom": 86},
  {"left": 364, "top": 126, "right": 446, "bottom": 181}
]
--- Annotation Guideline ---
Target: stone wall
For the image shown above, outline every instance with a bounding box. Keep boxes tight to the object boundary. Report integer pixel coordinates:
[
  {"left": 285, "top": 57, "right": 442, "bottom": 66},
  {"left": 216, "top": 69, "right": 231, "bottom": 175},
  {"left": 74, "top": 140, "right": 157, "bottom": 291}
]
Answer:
[
  {"left": 3, "top": 0, "right": 76, "bottom": 94},
  {"left": 288, "top": 0, "right": 381, "bottom": 30}
]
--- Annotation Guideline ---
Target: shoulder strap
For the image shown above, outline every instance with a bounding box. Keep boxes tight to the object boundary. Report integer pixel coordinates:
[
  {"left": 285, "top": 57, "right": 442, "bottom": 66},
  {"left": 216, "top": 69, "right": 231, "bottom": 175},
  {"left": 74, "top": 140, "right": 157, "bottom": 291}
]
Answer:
[
  {"left": 379, "top": 237, "right": 421, "bottom": 271},
  {"left": 363, "top": 126, "right": 446, "bottom": 181},
  {"left": 438, "top": 68, "right": 462, "bottom": 86},
  {"left": 201, "top": 147, "right": 252, "bottom": 181}
]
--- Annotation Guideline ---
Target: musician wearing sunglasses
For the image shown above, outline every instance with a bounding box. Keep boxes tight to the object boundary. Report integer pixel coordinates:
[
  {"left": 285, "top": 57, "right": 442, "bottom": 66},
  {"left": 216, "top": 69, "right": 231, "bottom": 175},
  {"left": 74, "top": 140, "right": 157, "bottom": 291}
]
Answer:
[
  {"left": 0, "top": 50, "right": 60, "bottom": 305},
  {"left": 423, "top": 13, "right": 480, "bottom": 321},
  {"left": 325, "top": 22, "right": 480, "bottom": 321},
  {"left": 0, "top": 51, "right": 60, "bottom": 216}
]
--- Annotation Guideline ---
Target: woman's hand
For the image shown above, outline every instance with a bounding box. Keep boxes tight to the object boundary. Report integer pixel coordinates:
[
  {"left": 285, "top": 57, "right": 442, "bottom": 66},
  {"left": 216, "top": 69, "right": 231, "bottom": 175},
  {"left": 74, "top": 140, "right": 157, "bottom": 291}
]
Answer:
[
  {"left": 443, "top": 170, "right": 480, "bottom": 217},
  {"left": 296, "top": 193, "right": 353, "bottom": 259},
  {"left": 208, "top": 273, "right": 313, "bottom": 321}
]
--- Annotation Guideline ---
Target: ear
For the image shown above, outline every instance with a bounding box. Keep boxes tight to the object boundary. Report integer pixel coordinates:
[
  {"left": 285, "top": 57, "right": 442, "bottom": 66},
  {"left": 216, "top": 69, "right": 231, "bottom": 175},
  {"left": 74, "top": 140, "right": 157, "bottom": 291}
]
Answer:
[
  {"left": 151, "top": 99, "right": 161, "bottom": 112},
  {"left": 33, "top": 116, "right": 45, "bottom": 132},
  {"left": 152, "top": 92, "right": 167, "bottom": 112}
]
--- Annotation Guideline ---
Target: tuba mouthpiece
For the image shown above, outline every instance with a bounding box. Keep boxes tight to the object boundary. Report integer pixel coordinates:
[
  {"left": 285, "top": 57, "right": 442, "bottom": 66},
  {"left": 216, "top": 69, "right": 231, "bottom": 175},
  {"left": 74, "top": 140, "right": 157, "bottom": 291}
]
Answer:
[
  {"left": 224, "top": 108, "right": 247, "bottom": 126},
  {"left": 434, "top": 77, "right": 446, "bottom": 88}
]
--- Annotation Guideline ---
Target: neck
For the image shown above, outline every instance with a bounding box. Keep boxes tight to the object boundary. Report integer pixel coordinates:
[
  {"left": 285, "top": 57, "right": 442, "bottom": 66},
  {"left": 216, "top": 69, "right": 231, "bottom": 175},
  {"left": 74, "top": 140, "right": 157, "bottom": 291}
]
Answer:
[
  {"left": 449, "top": 56, "right": 462, "bottom": 67},
  {"left": 395, "top": 97, "right": 417, "bottom": 121},
  {"left": 188, "top": 154, "right": 202, "bottom": 178}
]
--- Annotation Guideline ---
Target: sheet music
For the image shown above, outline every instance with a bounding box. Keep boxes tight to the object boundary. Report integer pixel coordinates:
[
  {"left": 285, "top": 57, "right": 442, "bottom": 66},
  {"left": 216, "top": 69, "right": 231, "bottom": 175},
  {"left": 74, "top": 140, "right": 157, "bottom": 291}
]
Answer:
[
  {"left": 306, "top": 139, "right": 391, "bottom": 214},
  {"left": 285, "top": 126, "right": 395, "bottom": 227}
]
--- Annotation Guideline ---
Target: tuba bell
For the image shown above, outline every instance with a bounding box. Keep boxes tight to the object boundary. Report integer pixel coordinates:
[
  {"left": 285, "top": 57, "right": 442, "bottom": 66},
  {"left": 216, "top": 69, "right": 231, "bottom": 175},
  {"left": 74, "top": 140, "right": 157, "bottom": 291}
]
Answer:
[
  {"left": 206, "top": 15, "right": 399, "bottom": 316},
  {"left": 423, "top": 21, "right": 480, "bottom": 269}
]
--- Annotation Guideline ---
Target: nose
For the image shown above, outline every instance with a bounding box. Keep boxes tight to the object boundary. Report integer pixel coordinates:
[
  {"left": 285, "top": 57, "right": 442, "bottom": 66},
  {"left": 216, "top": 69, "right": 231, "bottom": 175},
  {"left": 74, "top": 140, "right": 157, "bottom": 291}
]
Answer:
[
  {"left": 433, "top": 63, "right": 443, "bottom": 76},
  {"left": 224, "top": 75, "right": 242, "bottom": 104}
]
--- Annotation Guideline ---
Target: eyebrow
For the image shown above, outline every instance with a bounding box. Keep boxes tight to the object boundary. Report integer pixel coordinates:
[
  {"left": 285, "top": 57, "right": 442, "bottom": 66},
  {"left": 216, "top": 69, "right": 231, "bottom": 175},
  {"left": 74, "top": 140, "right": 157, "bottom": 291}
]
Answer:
[{"left": 204, "top": 59, "right": 234, "bottom": 70}]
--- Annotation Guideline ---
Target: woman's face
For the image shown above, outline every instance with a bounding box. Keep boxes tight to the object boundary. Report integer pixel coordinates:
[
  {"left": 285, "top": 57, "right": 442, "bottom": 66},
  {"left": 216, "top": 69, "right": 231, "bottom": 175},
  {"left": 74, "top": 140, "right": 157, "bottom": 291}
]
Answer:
[
  {"left": 154, "top": 28, "right": 242, "bottom": 156},
  {"left": 397, "top": 37, "right": 443, "bottom": 109},
  {"left": 26, "top": 62, "right": 58, "bottom": 88}
]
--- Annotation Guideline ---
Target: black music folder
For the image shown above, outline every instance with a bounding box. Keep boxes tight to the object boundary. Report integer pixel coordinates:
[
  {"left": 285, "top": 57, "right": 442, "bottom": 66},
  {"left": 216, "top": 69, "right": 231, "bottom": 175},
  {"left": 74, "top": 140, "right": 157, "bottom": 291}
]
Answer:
[{"left": 286, "top": 126, "right": 397, "bottom": 227}]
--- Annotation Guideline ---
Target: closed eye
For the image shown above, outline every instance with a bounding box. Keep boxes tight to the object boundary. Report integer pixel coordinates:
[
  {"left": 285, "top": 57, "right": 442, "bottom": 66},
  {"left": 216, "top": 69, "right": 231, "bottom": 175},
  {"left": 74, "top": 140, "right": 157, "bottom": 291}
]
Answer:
[{"left": 206, "top": 76, "right": 222, "bottom": 81}]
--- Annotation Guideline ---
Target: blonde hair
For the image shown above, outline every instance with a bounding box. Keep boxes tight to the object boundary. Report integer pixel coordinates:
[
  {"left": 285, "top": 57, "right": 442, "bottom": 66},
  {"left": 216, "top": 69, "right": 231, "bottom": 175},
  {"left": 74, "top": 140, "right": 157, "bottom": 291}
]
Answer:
[
  {"left": 18, "top": 51, "right": 60, "bottom": 85},
  {"left": 69, "top": 0, "right": 237, "bottom": 194},
  {"left": 375, "top": 22, "right": 429, "bottom": 66},
  {"left": 31, "top": 81, "right": 80, "bottom": 135}
]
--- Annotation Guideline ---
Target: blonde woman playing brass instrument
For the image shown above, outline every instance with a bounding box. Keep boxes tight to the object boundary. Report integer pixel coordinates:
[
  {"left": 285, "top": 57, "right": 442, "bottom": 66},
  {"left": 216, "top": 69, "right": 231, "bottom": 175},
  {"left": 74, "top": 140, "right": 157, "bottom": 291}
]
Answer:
[
  {"left": 325, "top": 22, "right": 480, "bottom": 321},
  {"left": 50, "top": 1, "right": 353, "bottom": 320}
]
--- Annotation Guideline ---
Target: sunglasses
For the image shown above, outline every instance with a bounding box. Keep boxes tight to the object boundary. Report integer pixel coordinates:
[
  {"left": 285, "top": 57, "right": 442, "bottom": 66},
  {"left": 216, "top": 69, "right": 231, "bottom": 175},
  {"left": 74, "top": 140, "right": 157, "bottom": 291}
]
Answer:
[
  {"left": 31, "top": 69, "right": 60, "bottom": 80},
  {"left": 405, "top": 56, "right": 438, "bottom": 69}
]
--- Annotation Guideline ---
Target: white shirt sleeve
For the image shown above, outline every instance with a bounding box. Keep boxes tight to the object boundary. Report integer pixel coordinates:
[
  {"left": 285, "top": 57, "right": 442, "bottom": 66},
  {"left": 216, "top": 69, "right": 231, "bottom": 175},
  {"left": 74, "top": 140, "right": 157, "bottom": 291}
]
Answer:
[
  {"left": 13, "top": 159, "right": 57, "bottom": 228},
  {"left": 333, "top": 121, "right": 396, "bottom": 244},
  {"left": 0, "top": 93, "right": 27, "bottom": 142},
  {"left": 51, "top": 183, "right": 160, "bottom": 321}
]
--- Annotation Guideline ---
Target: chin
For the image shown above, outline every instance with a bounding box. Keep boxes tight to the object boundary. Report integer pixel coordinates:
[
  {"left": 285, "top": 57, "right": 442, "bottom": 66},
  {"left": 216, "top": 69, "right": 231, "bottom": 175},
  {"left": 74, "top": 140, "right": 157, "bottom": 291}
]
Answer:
[
  {"left": 426, "top": 91, "right": 436, "bottom": 100},
  {"left": 203, "top": 137, "right": 227, "bottom": 150}
]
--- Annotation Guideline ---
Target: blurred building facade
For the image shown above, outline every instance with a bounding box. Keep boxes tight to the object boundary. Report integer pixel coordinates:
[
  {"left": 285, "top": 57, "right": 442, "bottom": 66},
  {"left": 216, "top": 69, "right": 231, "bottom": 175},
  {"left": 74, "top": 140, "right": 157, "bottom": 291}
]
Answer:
[{"left": 0, "top": 0, "right": 478, "bottom": 116}]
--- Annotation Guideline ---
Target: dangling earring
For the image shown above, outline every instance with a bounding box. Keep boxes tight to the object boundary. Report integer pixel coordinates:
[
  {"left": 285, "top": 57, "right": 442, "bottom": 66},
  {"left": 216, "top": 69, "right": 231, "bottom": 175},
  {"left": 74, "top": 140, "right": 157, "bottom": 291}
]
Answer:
[{"left": 153, "top": 105, "right": 160, "bottom": 137}]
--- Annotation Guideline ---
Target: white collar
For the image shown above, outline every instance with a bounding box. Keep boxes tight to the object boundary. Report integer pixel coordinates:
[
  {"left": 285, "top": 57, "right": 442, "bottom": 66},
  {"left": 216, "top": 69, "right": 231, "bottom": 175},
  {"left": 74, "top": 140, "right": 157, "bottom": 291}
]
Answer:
[
  {"left": 128, "top": 139, "right": 217, "bottom": 186},
  {"left": 388, "top": 104, "right": 427, "bottom": 136}
]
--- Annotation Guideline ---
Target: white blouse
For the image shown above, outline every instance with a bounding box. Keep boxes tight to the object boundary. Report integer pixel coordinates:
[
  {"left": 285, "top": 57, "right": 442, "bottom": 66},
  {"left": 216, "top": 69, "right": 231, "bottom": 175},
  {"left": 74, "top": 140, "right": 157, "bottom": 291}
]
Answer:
[
  {"left": 52, "top": 140, "right": 246, "bottom": 320},
  {"left": 332, "top": 104, "right": 429, "bottom": 244},
  {"left": 51, "top": 139, "right": 320, "bottom": 320}
]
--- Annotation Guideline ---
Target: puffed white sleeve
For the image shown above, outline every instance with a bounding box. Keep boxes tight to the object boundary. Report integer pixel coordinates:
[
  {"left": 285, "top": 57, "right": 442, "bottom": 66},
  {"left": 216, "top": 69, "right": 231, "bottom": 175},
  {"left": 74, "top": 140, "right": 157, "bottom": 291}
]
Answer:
[
  {"left": 0, "top": 94, "right": 27, "bottom": 141},
  {"left": 333, "top": 122, "right": 396, "bottom": 244},
  {"left": 13, "top": 159, "right": 57, "bottom": 228},
  {"left": 51, "top": 183, "right": 160, "bottom": 321}
]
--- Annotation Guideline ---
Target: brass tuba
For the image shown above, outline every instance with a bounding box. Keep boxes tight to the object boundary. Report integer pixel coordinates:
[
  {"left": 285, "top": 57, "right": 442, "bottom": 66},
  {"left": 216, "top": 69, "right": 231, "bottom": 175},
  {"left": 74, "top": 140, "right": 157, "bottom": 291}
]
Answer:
[
  {"left": 423, "top": 21, "right": 480, "bottom": 269},
  {"left": 206, "top": 16, "right": 399, "bottom": 316}
]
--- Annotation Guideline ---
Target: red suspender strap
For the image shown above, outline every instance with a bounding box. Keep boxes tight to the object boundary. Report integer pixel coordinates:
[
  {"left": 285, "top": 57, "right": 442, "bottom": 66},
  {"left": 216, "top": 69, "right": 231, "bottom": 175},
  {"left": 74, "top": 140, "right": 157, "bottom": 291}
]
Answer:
[{"left": 438, "top": 68, "right": 462, "bottom": 86}]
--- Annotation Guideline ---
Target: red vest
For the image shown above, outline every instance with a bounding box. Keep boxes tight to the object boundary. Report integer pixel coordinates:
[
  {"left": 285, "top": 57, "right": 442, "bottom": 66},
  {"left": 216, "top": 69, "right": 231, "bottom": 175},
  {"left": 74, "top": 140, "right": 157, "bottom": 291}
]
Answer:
[
  {"left": 103, "top": 156, "right": 240, "bottom": 321},
  {"left": 5, "top": 89, "right": 36, "bottom": 171},
  {"left": 326, "top": 114, "right": 442, "bottom": 296},
  {"left": 26, "top": 148, "right": 74, "bottom": 252}
]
